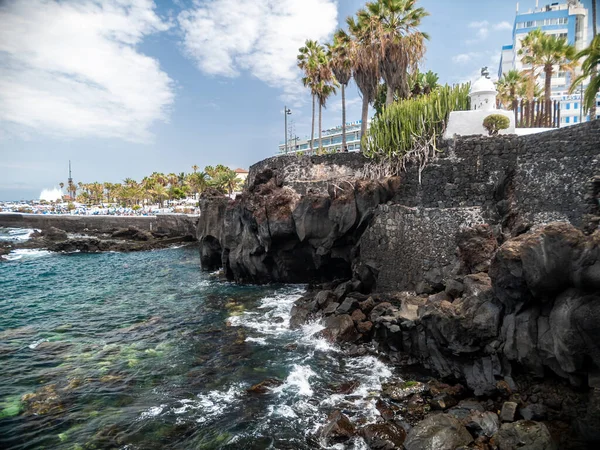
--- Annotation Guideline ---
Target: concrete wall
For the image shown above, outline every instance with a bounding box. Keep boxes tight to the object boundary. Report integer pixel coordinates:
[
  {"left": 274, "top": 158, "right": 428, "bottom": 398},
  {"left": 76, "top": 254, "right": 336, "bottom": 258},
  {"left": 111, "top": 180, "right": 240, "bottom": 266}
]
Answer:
[{"left": 0, "top": 213, "right": 199, "bottom": 238}]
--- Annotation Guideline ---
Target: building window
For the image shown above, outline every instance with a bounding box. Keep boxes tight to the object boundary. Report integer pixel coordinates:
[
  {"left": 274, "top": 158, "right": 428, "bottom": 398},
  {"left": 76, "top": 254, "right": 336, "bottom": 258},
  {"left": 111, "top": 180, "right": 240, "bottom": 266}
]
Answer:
[
  {"left": 566, "top": 117, "right": 570, "bottom": 123},
  {"left": 574, "top": 116, "right": 578, "bottom": 123},
  {"left": 574, "top": 102, "right": 578, "bottom": 109},
  {"left": 558, "top": 17, "right": 568, "bottom": 25},
  {"left": 566, "top": 103, "right": 571, "bottom": 110}
]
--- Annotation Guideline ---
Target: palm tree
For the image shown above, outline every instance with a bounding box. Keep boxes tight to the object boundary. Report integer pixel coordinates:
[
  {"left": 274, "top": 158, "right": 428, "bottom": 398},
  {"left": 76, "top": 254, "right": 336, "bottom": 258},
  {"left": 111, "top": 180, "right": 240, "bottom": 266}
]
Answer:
[
  {"left": 328, "top": 31, "right": 353, "bottom": 151},
  {"left": 59, "top": 182, "right": 64, "bottom": 191},
  {"left": 590, "top": 0, "right": 597, "bottom": 120},
  {"left": 192, "top": 165, "right": 198, "bottom": 173},
  {"left": 298, "top": 40, "right": 326, "bottom": 152},
  {"left": 347, "top": 13, "right": 380, "bottom": 141},
  {"left": 570, "top": 35, "right": 600, "bottom": 115},
  {"left": 519, "top": 29, "right": 545, "bottom": 101},
  {"left": 365, "top": 0, "right": 429, "bottom": 105},
  {"left": 496, "top": 69, "right": 523, "bottom": 109},
  {"left": 316, "top": 80, "right": 337, "bottom": 152}
]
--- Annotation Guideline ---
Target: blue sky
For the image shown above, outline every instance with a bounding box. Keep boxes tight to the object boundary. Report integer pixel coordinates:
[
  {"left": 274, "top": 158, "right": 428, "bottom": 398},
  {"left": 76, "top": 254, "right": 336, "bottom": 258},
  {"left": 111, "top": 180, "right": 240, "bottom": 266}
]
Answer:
[{"left": 0, "top": 0, "right": 596, "bottom": 200}]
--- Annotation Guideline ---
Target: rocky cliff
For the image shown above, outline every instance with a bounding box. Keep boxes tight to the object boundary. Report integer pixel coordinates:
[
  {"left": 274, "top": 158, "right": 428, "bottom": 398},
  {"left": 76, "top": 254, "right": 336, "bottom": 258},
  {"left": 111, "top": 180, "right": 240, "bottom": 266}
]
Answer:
[{"left": 197, "top": 121, "right": 600, "bottom": 447}]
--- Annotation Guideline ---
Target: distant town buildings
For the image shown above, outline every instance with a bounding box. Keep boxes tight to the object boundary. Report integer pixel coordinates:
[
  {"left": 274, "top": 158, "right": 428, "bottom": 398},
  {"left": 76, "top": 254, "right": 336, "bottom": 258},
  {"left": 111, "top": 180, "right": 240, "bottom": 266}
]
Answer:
[
  {"left": 234, "top": 168, "right": 249, "bottom": 183},
  {"left": 278, "top": 120, "right": 366, "bottom": 154},
  {"left": 498, "top": 0, "right": 600, "bottom": 125}
]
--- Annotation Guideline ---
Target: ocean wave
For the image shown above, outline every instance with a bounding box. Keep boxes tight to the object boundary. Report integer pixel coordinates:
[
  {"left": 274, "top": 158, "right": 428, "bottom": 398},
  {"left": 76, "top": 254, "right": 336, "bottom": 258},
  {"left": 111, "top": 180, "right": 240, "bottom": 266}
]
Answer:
[
  {"left": 0, "top": 227, "right": 36, "bottom": 242},
  {"left": 5, "top": 249, "right": 52, "bottom": 261},
  {"left": 273, "top": 364, "right": 317, "bottom": 398}
]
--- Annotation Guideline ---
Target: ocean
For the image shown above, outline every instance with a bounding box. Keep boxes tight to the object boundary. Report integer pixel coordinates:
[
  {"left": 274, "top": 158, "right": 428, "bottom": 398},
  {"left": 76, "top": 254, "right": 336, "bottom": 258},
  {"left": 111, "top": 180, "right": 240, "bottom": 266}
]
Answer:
[{"left": 0, "top": 228, "right": 393, "bottom": 449}]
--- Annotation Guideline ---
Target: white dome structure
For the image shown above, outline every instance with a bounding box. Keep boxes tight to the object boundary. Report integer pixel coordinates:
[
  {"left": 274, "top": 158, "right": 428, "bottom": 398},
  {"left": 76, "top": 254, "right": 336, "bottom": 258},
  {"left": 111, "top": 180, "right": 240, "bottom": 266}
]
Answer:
[
  {"left": 443, "top": 67, "right": 515, "bottom": 139},
  {"left": 470, "top": 72, "right": 498, "bottom": 111}
]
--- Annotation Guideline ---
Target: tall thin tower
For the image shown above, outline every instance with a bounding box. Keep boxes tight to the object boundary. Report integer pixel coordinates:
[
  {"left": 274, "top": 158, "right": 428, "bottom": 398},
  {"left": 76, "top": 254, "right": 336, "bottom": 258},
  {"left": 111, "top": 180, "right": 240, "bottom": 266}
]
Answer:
[{"left": 67, "top": 160, "right": 74, "bottom": 199}]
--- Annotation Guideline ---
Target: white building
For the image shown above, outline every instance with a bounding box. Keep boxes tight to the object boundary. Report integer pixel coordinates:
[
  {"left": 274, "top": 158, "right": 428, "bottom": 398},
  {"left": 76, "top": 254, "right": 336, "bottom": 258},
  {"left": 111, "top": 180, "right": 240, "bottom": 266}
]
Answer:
[
  {"left": 498, "top": 0, "right": 600, "bottom": 125},
  {"left": 278, "top": 121, "right": 366, "bottom": 154}
]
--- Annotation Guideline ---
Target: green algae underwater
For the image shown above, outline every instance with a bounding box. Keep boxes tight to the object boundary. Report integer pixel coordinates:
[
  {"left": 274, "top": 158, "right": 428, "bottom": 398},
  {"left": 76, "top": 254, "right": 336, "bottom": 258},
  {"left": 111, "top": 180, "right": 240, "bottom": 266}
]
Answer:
[{"left": 0, "top": 239, "right": 394, "bottom": 449}]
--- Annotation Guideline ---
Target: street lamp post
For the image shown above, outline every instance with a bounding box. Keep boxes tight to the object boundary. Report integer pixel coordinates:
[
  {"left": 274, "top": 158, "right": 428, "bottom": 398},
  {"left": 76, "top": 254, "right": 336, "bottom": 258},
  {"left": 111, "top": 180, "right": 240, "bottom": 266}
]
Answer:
[{"left": 284, "top": 106, "right": 292, "bottom": 153}]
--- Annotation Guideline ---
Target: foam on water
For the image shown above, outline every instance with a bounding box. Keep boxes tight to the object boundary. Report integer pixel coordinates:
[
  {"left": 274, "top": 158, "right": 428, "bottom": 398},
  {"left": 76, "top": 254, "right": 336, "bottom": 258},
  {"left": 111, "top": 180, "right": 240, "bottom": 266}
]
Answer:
[
  {"left": 170, "top": 383, "right": 246, "bottom": 425},
  {"left": 0, "top": 227, "right": 35, "bottom": 242},
  {"left": 28, "top": 338, "right": 49, "bottom": 349},
  {"left": 5, "top": 249, "right": 52, "bottom": 261},
  {"left": 274, "top": 364, "right": 317, "bottom": 397}
]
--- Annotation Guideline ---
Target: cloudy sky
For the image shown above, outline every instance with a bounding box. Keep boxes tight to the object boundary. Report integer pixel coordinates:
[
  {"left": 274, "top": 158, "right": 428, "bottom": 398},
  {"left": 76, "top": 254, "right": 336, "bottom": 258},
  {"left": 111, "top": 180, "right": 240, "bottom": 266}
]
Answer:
[{"left": 0, "top": 0, "right": 595, "bottom": 200}]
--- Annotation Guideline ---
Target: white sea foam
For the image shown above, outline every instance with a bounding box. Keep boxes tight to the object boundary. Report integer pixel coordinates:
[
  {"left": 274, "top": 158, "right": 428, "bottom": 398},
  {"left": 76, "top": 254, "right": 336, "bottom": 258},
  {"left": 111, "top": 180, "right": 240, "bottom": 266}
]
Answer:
[
  {"left": 274, "top": 364, "right": 317, "bottom": 397},
  {"left": 28, "top": 338, "right": 48, "bottom": 349},
  {"left": 139, "top": 404, "right": 167, "bottom": 420},
  {"left": 245, "top": 337, "right": 267, "bottom": 345},
  {"left": 0, "top": 228, "right": 36, "bottom": 242},
  {"left": 5, "top": 249, "right": 51, "bottom": 261},
  {"left": 171, "top": 383, "right": 245, "bottom": 424}
]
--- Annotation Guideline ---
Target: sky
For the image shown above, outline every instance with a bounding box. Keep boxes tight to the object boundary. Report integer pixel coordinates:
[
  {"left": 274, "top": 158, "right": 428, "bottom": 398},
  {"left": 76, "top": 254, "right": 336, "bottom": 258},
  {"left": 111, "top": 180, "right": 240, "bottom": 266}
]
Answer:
[{"left": 0, "top": 0, "right": 596, "bottom": 200}]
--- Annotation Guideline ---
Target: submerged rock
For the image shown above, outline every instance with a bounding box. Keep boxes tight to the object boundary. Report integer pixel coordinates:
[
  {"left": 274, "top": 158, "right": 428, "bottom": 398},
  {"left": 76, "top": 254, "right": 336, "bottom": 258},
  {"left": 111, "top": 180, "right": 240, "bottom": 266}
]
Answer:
[{"left": 246, "top": 378, "right": 283, "bottom": 394}]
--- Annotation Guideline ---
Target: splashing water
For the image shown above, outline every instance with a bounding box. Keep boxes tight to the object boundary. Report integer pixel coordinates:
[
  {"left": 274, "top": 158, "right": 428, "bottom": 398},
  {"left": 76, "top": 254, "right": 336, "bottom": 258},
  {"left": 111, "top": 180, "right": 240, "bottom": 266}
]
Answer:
[
  {"left": 0, "top": 238, "right": 396, "bottom": 449},
  {"left": 39, "top": 187, "right": 63, "bottom": 202}
]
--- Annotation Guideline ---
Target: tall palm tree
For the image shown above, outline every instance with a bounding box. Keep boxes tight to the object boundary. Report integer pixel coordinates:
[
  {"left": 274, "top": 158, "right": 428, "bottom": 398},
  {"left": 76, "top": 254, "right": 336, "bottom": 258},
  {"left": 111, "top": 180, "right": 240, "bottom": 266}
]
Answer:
[
  {"left": 590, "top": 0, "right": 597, "bottom": 119},
  {"left": 316, "top": 80, "right": 337, "bottom": 152},
  {"left": 570, "top": 35, "right": 600, "bottom": 114},
  {"left": 192, "top": 165, "right": 198, "bottom": 173},
  {"left": 496, "top": 69, "right": 523, "bottom": 109},
  {"left": 328, "top": 31, "right": 353, "bottom": 151},
  {"left": 365, "top": 0, "right": 429, "bottom": 105},
  {"left": 518, "top": 29, "right": 545, "bottom": 101},
  {"left": 347, "top": 13, "right": 380, "bottom": 141},
  {"left": 298, "top": 40, "right": 326, "bottom": 152},
  {"left": 520, "top": 30, "right": 575, "bottom": 102}
]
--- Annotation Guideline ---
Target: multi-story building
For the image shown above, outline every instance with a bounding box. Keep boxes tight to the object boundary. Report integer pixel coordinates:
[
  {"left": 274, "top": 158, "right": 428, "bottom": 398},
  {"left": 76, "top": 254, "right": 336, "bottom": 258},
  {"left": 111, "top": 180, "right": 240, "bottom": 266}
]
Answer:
[
  {"left": 498, "top": 0, "right": 600, "bottom": 125},
  {"left": 278, "top": 121, "right": 366, "bottom": 154}
]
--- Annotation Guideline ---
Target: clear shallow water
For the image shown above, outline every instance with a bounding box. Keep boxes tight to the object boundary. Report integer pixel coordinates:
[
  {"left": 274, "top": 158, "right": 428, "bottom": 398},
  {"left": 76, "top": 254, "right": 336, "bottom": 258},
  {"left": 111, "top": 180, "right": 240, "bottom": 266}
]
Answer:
[{"left": 0, "top": 235, "right": 393, "bottom": 449}]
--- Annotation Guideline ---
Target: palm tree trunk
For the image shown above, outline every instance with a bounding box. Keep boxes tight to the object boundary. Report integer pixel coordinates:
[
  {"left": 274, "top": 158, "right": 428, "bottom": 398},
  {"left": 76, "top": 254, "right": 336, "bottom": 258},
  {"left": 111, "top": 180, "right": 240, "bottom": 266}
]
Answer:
[
  {"left": 544, "top": 65, "right": 553, "bottom": 126},
  {"left": 310, "top": 94, "right": 316, "bottom": 153},
  {"left": 590, "top": 0, "right": 597, "bottom": 120},
  {"left": 385, "top": 84, "right": 394, "bottom": 106},
  {"left": 360, "top": 95, "right": 369, "bottom": 149},
  {"left": 341, "top": 84, "right": 347, "bottom": 152},
  {"left": 318, "top": 102, "right": 323, "bottom": 152}
]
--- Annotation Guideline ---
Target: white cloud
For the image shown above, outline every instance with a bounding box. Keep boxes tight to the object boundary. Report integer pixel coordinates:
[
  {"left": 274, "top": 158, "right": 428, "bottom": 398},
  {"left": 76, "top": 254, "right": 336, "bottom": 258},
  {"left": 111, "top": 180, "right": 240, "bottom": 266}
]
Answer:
[
  {"left": 452, "top": 52, "right": 480, "bottom": 64},
  {"left": 0, "top": 0, "right": 175, "bottom": 143},
  {"left": 494, "top": 21, "right": 513, "bottom": 31},
  {"left": 469, "top": 20, "right": 489, "bottom": 29},
  {"left": 178, "top": 0, "right": 338, "bottom": 102}
]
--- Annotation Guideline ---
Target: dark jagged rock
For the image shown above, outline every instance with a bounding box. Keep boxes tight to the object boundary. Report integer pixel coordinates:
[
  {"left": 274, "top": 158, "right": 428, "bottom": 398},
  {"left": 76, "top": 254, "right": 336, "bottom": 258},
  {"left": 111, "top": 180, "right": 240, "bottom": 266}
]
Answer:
[
  {"left": 246, "top": 378, "right": 283, "bottom": 394},
  {"left": 404, "top": 414, "right": 473, "bottom": 450},
  {"left": 359, "top": 422, "right": 407, "bottom": 449},
  {"left": 319, "top": 410, "right": 356, "bottom": 444},
  {"left": 491, "top": 420, "right": 557, "bottom": 450},
  {"left": 465, "top": 411, "right": 500, "bottom": 438},
  {"left": 196, "top": 168, "right": 398, "bottom": 284},
  {"left": 456, "top": 224, "right": 497, "bottom": 274}
]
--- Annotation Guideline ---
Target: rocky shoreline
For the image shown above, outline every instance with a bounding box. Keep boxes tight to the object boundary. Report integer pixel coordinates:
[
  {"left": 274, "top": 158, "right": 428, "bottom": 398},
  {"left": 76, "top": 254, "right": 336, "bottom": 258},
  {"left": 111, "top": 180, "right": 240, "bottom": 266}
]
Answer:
[
  {"left": 0, "top": 225, "right": 195, "bottom": 259},
  {"left": 288, "top": 220, "right": 598, "bottom": 449},
  {"left": 195, "top": 123, "right": 600, "bottom": 448}
]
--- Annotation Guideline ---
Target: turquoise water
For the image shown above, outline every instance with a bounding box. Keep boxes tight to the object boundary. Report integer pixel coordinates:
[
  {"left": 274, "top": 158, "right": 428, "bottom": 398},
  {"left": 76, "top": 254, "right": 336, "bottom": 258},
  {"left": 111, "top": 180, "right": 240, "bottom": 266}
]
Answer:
[{"left": 0, "top": 230, "right": 393, "bottom": 449}]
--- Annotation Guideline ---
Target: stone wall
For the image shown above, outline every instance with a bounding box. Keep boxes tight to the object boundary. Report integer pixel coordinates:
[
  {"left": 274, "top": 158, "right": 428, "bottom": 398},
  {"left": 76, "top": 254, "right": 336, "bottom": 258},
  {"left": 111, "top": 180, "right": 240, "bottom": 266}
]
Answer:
[
  {"left": 360, "top": 206, "right": 487, "bottom": 292},
  {"left": 0, "top": 213, "right": 199, "bottom": 238},
  {"left": 362, "top": 121, "right": 600, "bottom": 292}
]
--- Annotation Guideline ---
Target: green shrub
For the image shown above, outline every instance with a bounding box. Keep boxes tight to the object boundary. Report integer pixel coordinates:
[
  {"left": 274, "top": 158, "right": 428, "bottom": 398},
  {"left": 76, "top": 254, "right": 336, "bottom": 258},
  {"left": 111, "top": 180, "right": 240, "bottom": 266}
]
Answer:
[
  {"left": 365, "top": 84, "right": 471, "bottom": 158},
  {"left": 483, "top": 114, "right": 510, "bottom": 136}
]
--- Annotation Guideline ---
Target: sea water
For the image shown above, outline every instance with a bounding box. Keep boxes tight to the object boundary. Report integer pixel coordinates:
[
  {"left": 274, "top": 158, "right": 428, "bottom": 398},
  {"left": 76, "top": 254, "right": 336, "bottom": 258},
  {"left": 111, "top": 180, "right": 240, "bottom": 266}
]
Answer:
[{"left": 0, "top": 229, "right": 393, "bottom": 449}]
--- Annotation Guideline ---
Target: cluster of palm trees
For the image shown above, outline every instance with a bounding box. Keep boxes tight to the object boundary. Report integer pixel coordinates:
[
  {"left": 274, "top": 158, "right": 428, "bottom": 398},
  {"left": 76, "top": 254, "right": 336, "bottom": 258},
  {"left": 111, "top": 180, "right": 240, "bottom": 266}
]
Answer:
[
  {"left": 59, "top": 165, "right": 241, "bottom": 207},
  {"left": 497, "top": 1, "right": 598, "bottom": 121},
  {"left": 297, "top": 0, "right": 429, "bottom": 153}
]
